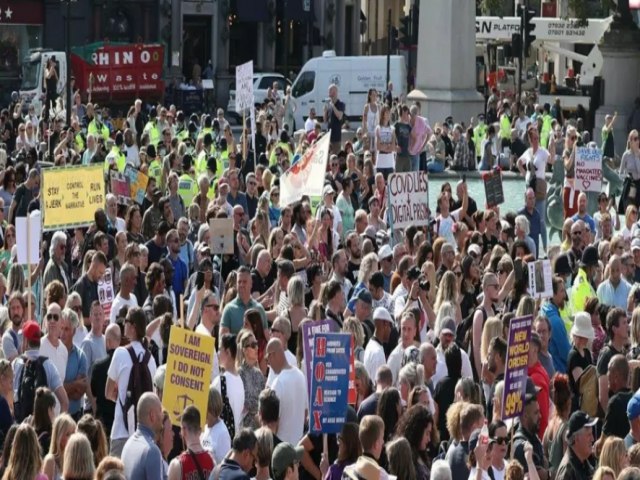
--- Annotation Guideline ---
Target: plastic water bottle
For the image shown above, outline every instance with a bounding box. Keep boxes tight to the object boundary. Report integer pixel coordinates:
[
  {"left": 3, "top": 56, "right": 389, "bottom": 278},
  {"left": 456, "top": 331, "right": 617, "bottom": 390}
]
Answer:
[{"left": 480, "top": 420, "right": 490, "bottom": 445}]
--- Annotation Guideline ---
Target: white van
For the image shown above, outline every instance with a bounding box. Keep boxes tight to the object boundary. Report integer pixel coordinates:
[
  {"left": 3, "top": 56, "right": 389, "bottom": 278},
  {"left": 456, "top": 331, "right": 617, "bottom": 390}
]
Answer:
[{"left": 291, "top": 51, "right": 407, "bottom": 129}]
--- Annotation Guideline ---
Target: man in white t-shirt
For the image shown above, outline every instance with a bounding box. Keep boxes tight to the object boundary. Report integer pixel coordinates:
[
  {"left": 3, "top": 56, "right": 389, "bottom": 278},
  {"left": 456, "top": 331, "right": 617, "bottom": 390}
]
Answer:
[
  {"left": 110, "top": 264, "right": 139, "bottom": 324},
  {"left": 363, "top": 307, "right": 394, "bottom": 381},
  {"left": 266, "top": 338, "right": 308, "bottom": 445},
  {"left": 304, "top": 108, "right": 317, "bottom": 133},
  {"left": 39, "top": 303, "right": 68, "bottom": 380},
  {"left": 266, "top": 317, "right": 298, "bottom": 386},
  {"left": 105, "top": 307, "right": 157, "bottom": 458}
]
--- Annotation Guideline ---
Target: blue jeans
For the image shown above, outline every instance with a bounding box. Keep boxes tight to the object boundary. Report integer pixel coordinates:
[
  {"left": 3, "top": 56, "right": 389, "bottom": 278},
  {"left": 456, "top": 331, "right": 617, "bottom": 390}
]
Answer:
[
  {"left": 427, "top": 159, "right": 444, "bottom": 173},
  {"left": 536, "top": 197, "right": 548, "bottom": 254},
  {"left": 411, "top": 154, "right": 421, "bottom": 171}
]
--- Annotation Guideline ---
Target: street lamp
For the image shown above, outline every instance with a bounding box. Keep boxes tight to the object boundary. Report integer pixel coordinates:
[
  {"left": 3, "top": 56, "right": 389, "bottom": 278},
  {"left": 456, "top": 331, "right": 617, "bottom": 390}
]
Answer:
[{"left": 62, "top": 0, "right": 77, "bottom": 127}]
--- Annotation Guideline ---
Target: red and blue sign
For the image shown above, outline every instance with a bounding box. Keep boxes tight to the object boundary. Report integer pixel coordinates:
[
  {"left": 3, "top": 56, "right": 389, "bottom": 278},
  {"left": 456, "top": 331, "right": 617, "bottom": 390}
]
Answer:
[{"left": 309, "top": 332, "right": 351, "bottom": 434}]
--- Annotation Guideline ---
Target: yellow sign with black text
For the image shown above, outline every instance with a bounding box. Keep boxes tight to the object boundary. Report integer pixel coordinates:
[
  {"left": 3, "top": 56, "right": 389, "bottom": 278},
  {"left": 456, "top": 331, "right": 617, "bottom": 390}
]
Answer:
[
  {"left": 162, "top": 327, "right": 215, "bottom": 427},
  {"left": 42, "top": 165, "right": 105, "bottom": 230}
]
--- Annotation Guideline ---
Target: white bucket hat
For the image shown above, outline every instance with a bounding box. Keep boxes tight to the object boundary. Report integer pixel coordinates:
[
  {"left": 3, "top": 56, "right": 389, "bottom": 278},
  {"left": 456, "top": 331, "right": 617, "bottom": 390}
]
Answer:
[{"left": 571, "top": 312, "right": 595, "bottom": 341}]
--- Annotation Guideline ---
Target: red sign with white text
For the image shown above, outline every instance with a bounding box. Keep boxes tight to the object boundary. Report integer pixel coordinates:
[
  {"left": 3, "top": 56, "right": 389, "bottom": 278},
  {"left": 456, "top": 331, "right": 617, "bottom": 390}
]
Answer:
[{"left": 71, "top": 43, "right": 164, "bottom": 101}]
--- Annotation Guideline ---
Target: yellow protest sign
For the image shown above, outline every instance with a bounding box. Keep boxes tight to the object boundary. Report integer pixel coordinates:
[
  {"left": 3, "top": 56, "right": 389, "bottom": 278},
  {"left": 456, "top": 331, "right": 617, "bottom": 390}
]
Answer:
[
  {"left": 42, "top": 165, "right": 105, "bottom": 230},
  {"left": 163, "top": 327, "right": 215, "bottom": 427}
]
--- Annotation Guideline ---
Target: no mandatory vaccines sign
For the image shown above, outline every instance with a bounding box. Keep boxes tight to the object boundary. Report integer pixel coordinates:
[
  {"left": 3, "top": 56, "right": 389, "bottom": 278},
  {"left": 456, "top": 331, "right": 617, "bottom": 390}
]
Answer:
[
  {"left": 502, "top": 315, "right": 533, "bottom": 420},
  {"left": 387, "top": 171, "right": 429, "bottom": 230},
  {"left": 42, "top": 165, "right": 105, "bottom": 231},
  {"left": 163, "top": 327, "right": 215, "bottom": 427}
]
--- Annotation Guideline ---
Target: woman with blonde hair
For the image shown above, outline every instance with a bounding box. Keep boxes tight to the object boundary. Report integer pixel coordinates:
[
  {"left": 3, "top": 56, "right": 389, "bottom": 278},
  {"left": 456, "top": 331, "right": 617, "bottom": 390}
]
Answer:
[
  {"left": 434, "top": 271, "right": 462, "bottom": 325},
  {"left": 236, "top": 329, "right": 265, "bottom": 429},
  {"left": 622, "top": 205, "right": 638, "bottom": 240},
  {"left": 561, "top": 217, "right": 574, "bottom": 251},
  {"left": 76, "top": 415, "right": 108, "bottom": 467},
  {"left": 600, "top": 437, "right": 629, "bottom": 477},
  {"left": 61, "top": 433, "right": 95, "bottom": 480},
  {"left": 1, "top": 423, "right": 45, "bottom": 480},
  {"left": 621, "top": 129, "right": 640, "bottom": 181},
  {"left": 515, "top": 295, "right": 536, "bottom": 317},
  {"left": 286, "top": 276, "right": 307, "bottom": 352},
  {"left": 343, "top": 317, "right": 365, "bottom": 362},
  {"left": 480, "top": 316, "right": 504, "bottom": 366},
  {"left": 593, "top": 466, "right": 616, "bottom": 480},
  {"left": 42, "top": 414, "right": 76, "bottom": 480}
]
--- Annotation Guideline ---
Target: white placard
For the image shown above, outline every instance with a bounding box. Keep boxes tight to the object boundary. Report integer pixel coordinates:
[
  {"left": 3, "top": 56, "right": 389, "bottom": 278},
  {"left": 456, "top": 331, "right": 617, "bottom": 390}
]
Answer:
[
  {"left": 209, "top": 218, "right": 234, "bottom": 255},
  {"left": 575, "top": 146, "right": 602, "bottom": 192},
  {"left": 16, "top": 211, "right": 41, "bottom": 265},
  {"left": 387, "top": 171, "right": 429, "bottom": 230},
  {"left": 280, "top": 134, "right": 331, "bottom": 207},
  {"left": 527, "top": 259, "right": 553, "bottom": 298},
  {"left": 98, "top": 268, "right": 115, "bottom": 319},
  {"left": 235, "top": 60, "right": 254, "bottom": 113}
]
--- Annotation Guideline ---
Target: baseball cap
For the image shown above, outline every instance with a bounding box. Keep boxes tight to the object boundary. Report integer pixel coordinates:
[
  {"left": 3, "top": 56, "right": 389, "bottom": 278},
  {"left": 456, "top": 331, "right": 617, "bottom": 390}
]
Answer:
[
  {"left": 373, "top": 307, "right": 393, "bottom": 324},
  {"left": 23, "top": 320, "right": 43, "bottom": 342},
  {"left": 567, "top": 411, "right": 598, "bottom": 437},
  {"left": 322, "top": 185, "right": 335, "bottom": 197},
  {"left": 439, "top": 316, "right": 456, "bottom": 336},
  {"left": 378, "top": 244, "right": 392, "bottom": 260},
  {"left": 355, "top": 289, "right": 373, "bottom": 305},
  {"left": 468, "top": 243, "right": 482, "bottom": 257},
  {"left": 628, "top": 391, "right": 640, "bottom": 421},
  {"left": 361, "top": 225, "right": 377, "bottom": 242},
  {"left": 272, "top": 443, "right": 304, "bottom": 479},
  {"left": 632, "top": 238, "right": 640, "bottom": 252}
]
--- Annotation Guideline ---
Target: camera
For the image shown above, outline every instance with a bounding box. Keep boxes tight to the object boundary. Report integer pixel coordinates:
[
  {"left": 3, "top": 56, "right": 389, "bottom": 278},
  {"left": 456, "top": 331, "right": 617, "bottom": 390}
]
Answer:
[{"left": 419, "top": 275, "right": 430, "bottom": 291}]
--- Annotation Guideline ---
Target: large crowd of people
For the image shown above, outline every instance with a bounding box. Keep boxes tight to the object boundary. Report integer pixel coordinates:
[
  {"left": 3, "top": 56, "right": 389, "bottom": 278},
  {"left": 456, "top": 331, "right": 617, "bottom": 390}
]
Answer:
[{"left": 1, "top": 74, "right": 640, "bottom": 480}]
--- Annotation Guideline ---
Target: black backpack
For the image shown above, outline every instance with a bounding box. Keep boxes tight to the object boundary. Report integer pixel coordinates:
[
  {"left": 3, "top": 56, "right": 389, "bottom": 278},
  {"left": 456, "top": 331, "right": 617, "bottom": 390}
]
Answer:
[
  {"left": 15, "top": 356, "right": 48, "bottom": 423},
  {"left": 120, "top": 345, "right": 154, "bottom": 433},
  {"left": 456, "top": 306, "right": 487, "bottom": 351}
]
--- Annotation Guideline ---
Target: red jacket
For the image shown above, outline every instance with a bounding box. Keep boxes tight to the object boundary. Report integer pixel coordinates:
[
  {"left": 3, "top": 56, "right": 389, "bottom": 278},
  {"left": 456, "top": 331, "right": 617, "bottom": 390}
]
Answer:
[{"left": 529, "top": 361, "right": 550, "bottom": 439}]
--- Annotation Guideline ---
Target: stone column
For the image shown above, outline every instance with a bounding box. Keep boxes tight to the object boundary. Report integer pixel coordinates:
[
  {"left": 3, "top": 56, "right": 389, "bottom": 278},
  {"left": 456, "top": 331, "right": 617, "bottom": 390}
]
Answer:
[
  {"left": 407, "top": 0, "right": 484, "bottom": 124},
  {"left": 594, "top": 27, "right": 640, "bottom": 156}
]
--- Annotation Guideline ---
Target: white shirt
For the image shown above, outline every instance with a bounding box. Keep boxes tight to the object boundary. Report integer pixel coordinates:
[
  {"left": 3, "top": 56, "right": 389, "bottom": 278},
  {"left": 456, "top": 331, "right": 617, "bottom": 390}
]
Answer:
[
  {"left": 387, "top": 343, "right": 406, "bottom": 386},
  {"left": 201, "top": 420, "right": 231, "bottom": 465},
  {"left": 432, "top": 344, "right": 473, "bottom": 388},
  {"left": 194, "top": 323, "right": 220, "bottom": 381},
  {"left": 436, "top": 210, "right": 460, "bottom": 246},
  {"left": 212, "top": 372, "right": 245, "bottom": 435},
  {"left": 108, "top": 216, "right": 127, "bottom": 233},
  {"left": 109, "top": 293, "right": 139, "bottom": 324},
  {"left": 515, "top": 116, "right": 531, "bottom": 137},
  {"left": 270, "top": 367, "right": 308, "bottom": 445},
  {"left": 363, "top": 337, "right": 386, "bottom": 381},
  {"left": 519, "top": 147, "right": 551, "bottom": 180},
  {"left": 73, "top": 324, "right": 88, "bottom": 348},
  {"left": 39, "top": 337, "right": 69, "bottom": 381},
  {"left": 304, "top": 117, "right": 316, "bottom": 133},
  {"left": 107, "top": 341, "right": 157, "bottom": 440},
  {"left": 125, "top": 144, "right": 140, "bottom": 168},
  {"left": 267, "top": 349, "right": 297, "bottom": 385}
]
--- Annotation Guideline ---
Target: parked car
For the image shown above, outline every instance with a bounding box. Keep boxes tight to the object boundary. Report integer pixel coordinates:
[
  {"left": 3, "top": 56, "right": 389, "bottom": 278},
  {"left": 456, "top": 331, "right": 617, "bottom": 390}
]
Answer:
[{"left": 227, "top": 72, "right": 291, "bottom": 122}]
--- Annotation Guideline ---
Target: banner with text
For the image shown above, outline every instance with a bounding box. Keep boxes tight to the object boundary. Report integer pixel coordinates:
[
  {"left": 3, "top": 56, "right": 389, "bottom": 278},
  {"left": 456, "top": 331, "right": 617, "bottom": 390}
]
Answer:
[
  {"left": 42, "top": 165, "right": 105, "bottom": 230},
  {"left": 502, "top": 315, "right": 533, "bottom": 420},
  {"left": 302, "top": 320, "right": 337, "bottom": 397},
  {"left": 388, "top": 171, "right": 429, "bottom": 230},
  {"left": 280, "top": 134, "right": 330, "bottom": 207},
  {"left": 575, "top": 147, "right": 602, "bottom": 192},
  {"left": 235, "top": 60, "right": 254, "bottom": 113},
  {"left": 163, "top": 327, "right": 215, "bottom": 427},
  {"left": 309, "top": 332, "right": 351, "bottom": 434}
]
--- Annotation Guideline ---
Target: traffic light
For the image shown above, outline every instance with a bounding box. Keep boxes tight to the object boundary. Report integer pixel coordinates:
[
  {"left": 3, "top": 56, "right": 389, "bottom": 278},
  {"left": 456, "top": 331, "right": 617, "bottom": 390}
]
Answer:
[
  {"left": 511, "top": 33, "right": 522, "bottom": 59},
  {"left": 522, "top": 7, "right": 536, "bottom": 53},
  {"left": 390, "top": 26, "right": 399, "bottom": 50},
  {"left": 399, "top": 15, "right": 411, "bottom": 48}
]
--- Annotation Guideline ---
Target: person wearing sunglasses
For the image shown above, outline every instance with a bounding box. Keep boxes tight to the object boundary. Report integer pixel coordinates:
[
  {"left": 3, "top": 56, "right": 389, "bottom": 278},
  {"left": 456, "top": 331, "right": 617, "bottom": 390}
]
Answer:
[
  {"left": 39, "top": 303, "right": 68, "bottom": 383},
  {"left": 488, "top": 420, "right": 509, "bottom": 479},
  {"left": 237, "top": 330, "right": 265, "bottom": 430}
]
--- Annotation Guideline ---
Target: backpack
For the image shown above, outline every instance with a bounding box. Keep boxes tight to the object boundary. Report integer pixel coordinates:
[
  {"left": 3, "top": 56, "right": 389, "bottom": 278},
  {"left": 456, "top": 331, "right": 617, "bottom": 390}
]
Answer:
[
  {"left": 219, "top": 374, "right": 236, "bottom": 440},
  {"left": 15, "top": 356, "right": 48, "bottom": 423},
  {"left": 456, "top": 306, "right": 486, "bottom": 352},
  {"left": 120, "top": 345, "right": 153, "bottom": 433}
]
